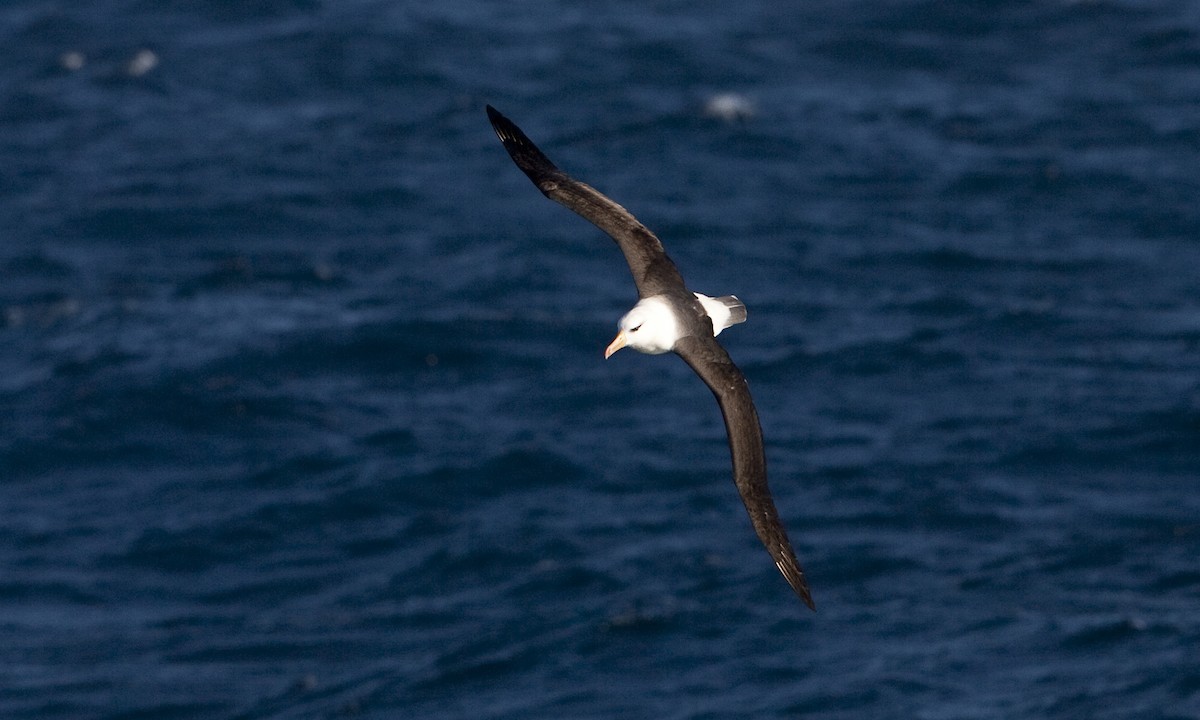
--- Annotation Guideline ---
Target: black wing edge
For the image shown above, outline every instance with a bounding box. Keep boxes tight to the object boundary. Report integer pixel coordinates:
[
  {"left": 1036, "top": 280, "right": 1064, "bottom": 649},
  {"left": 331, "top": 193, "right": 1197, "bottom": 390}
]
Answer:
[
  {"left": 485, "top": 104, "right": 566, "bottom": 189},
  {"left": 484, "top": 104, "right": 688, "bottom": 299},
  {"left": 676, "top": 335, "right": 816, "bottom": 611}
]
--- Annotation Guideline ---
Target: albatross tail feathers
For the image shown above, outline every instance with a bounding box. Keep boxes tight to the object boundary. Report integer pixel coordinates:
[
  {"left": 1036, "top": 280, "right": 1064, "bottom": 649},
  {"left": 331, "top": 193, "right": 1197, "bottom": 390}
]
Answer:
[
  {"left": 694, "top": 293, "right": 747, "bottom": 336},
  {"left": 716, "top": 295, "right": 747, "bottom": 326}
]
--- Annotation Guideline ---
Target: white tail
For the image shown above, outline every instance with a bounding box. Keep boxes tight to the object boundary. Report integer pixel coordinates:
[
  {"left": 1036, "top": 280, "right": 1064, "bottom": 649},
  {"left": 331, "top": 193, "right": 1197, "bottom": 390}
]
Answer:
[{"left": 694, "top": 293, "right": 747, "bottom": 336}]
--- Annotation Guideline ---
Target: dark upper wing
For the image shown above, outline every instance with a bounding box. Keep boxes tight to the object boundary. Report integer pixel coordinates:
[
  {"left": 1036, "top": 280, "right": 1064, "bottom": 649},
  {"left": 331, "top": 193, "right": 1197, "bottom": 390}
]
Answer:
[
  {"left": 486, "top": 105, "right": 687, "bottom": 299},
  {"left": 675, "top": 334, "right": 816, "bottom": 610}
]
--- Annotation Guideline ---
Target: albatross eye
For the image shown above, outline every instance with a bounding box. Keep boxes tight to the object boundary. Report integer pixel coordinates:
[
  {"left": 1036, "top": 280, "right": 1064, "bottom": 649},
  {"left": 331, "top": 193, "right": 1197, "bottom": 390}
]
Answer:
[{"left": 630, "top": 324, "right": 642, "bottom": 333}]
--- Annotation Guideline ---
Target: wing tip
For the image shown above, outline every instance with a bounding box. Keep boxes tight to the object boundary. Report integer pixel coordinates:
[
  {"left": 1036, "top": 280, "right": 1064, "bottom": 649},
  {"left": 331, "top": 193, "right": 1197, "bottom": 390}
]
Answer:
[
  {"left": 777, "top": 559, "right": 817, "bottom": 612},
  {"left": 485, "top": 103, "right": 503, "bottom": 127},
  {"left": 484, "top": 104, "right": 562, "bottom": 180},
  {"left": 485, "top": 103, "right": 515, "bottom": 144},
  {"left": 797, "top": 583, "right": 817, "bottom": 612}
]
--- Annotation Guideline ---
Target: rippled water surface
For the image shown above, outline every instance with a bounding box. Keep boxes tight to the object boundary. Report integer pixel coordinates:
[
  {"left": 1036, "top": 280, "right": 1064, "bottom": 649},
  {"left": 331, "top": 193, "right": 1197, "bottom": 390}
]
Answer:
[{"left": 2, "top": 1, "right": 1199, "bottom": 718}]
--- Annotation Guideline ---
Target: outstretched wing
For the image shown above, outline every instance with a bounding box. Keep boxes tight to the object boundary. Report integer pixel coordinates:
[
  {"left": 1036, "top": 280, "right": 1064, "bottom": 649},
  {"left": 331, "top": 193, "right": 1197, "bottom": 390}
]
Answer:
[
  {"left": 674, "top": 334, "right": 816, "bottom": 610},
  {"left": 486, "top": 105, "right": 687, "bottom": 299}
]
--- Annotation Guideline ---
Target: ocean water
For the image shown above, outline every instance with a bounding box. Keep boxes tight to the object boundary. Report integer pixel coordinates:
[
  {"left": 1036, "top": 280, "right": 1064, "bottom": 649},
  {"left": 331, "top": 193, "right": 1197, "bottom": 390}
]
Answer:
[{"left": 2, "top": 1, "right": 1200, "bottom": 718}]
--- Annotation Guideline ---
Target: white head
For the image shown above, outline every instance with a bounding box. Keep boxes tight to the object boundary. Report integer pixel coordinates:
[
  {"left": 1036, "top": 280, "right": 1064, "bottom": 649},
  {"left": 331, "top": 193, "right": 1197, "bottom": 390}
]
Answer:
[{"left": 604, "top": 296, "right": 680, "bottom": 357}]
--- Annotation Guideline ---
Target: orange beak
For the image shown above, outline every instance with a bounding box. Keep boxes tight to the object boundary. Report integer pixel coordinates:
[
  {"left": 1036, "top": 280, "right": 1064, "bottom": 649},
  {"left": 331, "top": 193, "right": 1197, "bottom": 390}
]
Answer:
[{"left": 604, "top": 330, "right": 628, "bottom": 359}]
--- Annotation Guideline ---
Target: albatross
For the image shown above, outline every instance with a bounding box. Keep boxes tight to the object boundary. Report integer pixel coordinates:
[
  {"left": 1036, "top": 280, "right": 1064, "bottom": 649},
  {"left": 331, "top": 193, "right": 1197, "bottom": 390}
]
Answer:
[{"left": 486, "top": 105, "right": 815, "bottom": 610}]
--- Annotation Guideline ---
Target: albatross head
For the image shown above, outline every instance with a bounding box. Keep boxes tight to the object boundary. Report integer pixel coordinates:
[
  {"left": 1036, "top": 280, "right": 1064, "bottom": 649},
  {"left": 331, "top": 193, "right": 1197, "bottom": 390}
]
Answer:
[{"left": 605, "top": 296, "right": 679, "bottom": 358}]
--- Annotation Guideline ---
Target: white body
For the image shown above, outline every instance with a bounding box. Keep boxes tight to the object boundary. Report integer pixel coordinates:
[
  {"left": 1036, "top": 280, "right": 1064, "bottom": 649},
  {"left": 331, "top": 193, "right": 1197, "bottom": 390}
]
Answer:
[
  {"left": 612, "top": 293, "right": 746, "bottom": 356},
  {"left": 615, "top": 296, "right": 680, "bottom": 355}
]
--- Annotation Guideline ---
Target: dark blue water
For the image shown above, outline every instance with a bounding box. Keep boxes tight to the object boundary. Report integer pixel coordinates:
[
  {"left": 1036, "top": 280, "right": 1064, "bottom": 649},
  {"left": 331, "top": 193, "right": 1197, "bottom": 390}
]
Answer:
[{"left": 3, "top": 1, "right": 1200, "bottom": 717}]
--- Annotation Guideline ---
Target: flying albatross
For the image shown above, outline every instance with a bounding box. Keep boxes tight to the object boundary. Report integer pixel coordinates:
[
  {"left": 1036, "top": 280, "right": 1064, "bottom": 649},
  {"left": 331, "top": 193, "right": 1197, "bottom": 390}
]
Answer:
[{"left": 486, "top": 105, "right": 815, "bottom": 610}]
